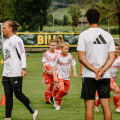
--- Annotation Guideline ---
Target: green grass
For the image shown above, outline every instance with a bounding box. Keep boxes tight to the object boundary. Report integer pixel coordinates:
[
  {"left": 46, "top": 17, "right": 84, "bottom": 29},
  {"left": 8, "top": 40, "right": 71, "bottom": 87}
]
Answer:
[
  {"left": 43, "top": 25, "right": 119, "bottom": 35},
  {"left": 0, "top": 52, "right": 120, "bottom": 120}
]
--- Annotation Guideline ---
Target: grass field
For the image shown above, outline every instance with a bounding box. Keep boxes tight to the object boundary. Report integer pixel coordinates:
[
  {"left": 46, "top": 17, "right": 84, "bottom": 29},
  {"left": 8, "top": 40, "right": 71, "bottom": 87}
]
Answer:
[
  {"left": 43, "top": 25, "right": 119, "bottom": 35},
  {"left": 0, "top": 52, "right": 120, "bottom": 120}
]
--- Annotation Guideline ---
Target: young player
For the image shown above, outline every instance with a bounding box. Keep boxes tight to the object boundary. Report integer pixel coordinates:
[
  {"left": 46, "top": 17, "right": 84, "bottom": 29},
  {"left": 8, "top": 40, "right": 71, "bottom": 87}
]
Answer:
[
  {"left": 77, "top": 8, "right": 115, "bottom": 120},
  {"left": 95, "top": 43, "right": 120, "bottom": 112},
  {"left": 51, "top": 36, "right": 63, "bottom": 101},
  {"left": 52, "top": 42, "right": 78, "bottom": 110},
  {"left": 55, "top": 36, "right": 62, "bottom": 54},
  {"left": 2, "top": 20, "right": 38, "bottom": 120},
  {"left": 42, "top": 39, "right": 58, "bottom": 104}
]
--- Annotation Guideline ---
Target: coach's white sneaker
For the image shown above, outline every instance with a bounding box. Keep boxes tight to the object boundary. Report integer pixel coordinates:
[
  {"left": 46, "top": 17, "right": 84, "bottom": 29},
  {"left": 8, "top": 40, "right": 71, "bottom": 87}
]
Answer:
[
  {"left": 55, "top": 105, "right": 61, "bottom": 110},
  {"left": 5, "top": 118, "right": 11, "bottom": 120},
  {"left": 115, "top": 107, "right": 120, "bottom": 113},
  {"left": 33, "top": 110, "right": 38, "bottom": 120},
  {"left": 53, "top": 97, "right": 57, "bottom": 108},
  {"left": 94, "top": 106, "right": 99, "bottom": 112}
]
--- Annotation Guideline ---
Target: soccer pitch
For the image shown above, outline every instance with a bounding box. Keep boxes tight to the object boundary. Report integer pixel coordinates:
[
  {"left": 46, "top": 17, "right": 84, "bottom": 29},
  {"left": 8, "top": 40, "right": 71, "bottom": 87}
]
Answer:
[{"left": 0, "top": 52, "right": 120, "bottom": 120}]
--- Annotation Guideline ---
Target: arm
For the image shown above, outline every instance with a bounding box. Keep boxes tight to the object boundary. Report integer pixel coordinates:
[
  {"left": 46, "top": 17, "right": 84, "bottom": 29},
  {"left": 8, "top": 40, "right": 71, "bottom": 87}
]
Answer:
[
  {"left": 72, "top": 65, "right": 78, "bottom": 78},
  {"left": 96, "top": 51, "right": 115, "bottom": 80},
  {"left": 80, "top": 63, "right": 83, "bottom": 76},
  {"left": 51, "top": 67, "right": 58, "bottom": 87},
  {"left": 78, "top": 51, "right": 99, "bottom": 74},
  {"left": 16, "top": 39, "right": 26, "bottom": 77},
  {"left": 42, "top": 62, "right": 51, "bottom": 75},
  {"left": 51, "top": 67, "right": 58, "bottom": 83}
]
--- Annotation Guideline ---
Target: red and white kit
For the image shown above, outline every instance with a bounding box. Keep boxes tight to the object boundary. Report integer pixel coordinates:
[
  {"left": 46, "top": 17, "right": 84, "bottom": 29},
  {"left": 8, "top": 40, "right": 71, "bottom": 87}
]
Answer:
[{"left": 52, "top": 53, "right": 76, "bottom": 106}]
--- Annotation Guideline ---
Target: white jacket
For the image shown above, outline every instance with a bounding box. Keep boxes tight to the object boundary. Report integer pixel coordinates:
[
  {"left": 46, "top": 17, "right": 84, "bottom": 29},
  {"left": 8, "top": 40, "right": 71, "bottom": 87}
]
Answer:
[{"left": 2, "top": 34, "right": 26, "bottom": 77}]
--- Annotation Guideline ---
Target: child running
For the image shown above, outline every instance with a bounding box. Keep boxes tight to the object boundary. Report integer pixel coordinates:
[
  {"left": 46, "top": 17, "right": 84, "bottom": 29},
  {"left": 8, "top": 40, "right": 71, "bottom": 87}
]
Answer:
[
  {"left": 52, "top": 36, "right": 63, "bottom": 101},
  {"left": 95, "top": 42, "right": 120, "bottom": 113},
  {"left": 52, "top": 42, "right": 78, "bottom": 110},
  {"left": 42, "top": 39, "right": 58, "bottom": 104}
]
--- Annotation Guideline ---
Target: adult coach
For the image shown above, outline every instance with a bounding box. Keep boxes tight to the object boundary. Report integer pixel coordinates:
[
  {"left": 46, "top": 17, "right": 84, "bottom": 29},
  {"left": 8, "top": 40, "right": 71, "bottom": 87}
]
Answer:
[
  {"left": 77, "top": 8, "right": 115, "bottom": 120},
  {"left": 2, "top": 20, "right": 38, "bottom": 120}
]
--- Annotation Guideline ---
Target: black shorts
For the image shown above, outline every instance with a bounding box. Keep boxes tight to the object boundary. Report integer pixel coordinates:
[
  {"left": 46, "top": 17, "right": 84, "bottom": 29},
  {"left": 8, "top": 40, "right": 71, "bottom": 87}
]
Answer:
[{"left": 81, "top": 77, "right": 110, "bottom": 100}]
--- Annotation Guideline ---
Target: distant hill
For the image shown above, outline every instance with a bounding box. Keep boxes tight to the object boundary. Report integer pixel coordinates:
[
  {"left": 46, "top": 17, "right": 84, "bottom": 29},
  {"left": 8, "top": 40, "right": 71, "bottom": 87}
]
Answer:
[
  {"left": 52, "top": 7, "right": 71, "bottom": 20},
  {"left": 52, "top": 0, "right": 75, "bottom": 9}
]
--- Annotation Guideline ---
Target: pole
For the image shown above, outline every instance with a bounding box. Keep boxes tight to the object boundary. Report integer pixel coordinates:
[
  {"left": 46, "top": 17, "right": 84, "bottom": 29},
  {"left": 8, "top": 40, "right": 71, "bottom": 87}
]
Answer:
[
  {"left": 81, "top": 13, "right": 84, "bottom": 32},
  {"left": 0, "top": 23, "right": 3, "bottom": 54},
  {"left": 53, "top": 13, "right": 55, "bottom": 32},
  {"left": 108, "top": 19, "right": 109, "bottom": 33},
  {"left": 76, "top": 0, "right": 77, "bottom": 16}
]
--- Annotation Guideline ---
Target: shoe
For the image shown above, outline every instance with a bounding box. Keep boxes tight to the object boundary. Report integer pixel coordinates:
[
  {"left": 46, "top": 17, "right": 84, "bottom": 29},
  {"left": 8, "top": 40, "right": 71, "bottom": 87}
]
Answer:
[
  {"left": 33, "top": 110, "right": 38, "bottom": 120},
  {"left": 5, "top": 118, "right": 11, "bottom": 120},
  {"left": 53, "top": 97, "right": 57, "bottom": 107},
  {"left": 94, "top": 106, "right": 99, "bottom": 112},
  {"left": 50, "top": 96, "right": 54, "bottom": 103},
  {"left": 55, "top": 105, "right": 61, "bottom": 110},
  {"left": 115, "top": 107, "right": 120, "bottom": 113},
  {"left": 46, "top": 101, "right": 51, "bottom": 104}
]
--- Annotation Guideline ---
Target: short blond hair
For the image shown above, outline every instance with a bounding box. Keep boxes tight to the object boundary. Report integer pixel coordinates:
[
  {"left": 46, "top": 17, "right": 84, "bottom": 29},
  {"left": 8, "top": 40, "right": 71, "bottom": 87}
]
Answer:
[
  {"left": 49, "top": 39, "right": 56, "bottom": 44},
  {"left": 60, "top": 42, "right": 69, "bottom": 49}
]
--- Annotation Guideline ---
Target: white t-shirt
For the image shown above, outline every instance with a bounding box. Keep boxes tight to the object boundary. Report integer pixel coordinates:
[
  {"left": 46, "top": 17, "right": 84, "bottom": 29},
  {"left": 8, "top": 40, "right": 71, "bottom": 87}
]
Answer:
[
  {"left": 51, "top": 53, "right": 76, "bottom": 80},
  {"left": 110, "top": 56, "right": 120, "bottom": 81},
  {"left": 2, "top": 34, "right": 26, "bottom": 77},
  {"left": 77, "top": 28, "right": 115, "bottom": 78},
  {"left": 42, "top": 50, "right": 58, "bottom": 67},
  {"left": 55, "top": 48, "right": 61, "bottom": 55}
]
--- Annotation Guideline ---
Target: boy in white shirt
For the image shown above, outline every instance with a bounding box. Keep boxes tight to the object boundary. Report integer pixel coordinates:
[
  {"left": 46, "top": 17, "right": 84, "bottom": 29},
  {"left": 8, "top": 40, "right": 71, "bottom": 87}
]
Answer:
[
  {"left": 95, "top": 43, "right": 120, "bottom": 112},
  {"left": 52, "top": 42, "right": 78, "bottom": 110},
  {"left": 52, "top": 36, "right": 63, "bottom": 100},
  {"left": 42, "top": 39, "right": 58, "bottom": 104}
]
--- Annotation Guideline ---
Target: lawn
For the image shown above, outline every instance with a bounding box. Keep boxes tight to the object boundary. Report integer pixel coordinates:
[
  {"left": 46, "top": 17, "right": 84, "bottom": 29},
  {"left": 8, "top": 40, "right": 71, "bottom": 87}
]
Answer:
[{"left": 0, "top": 52, "right": 120, "bottom": 120}]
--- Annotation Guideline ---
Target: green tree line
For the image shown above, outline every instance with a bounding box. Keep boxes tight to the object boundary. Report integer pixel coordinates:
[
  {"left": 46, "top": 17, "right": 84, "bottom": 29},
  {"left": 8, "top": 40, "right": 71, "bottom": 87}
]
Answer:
[{"left": 0, "top": 0, "right": 119, "bottom": 32}]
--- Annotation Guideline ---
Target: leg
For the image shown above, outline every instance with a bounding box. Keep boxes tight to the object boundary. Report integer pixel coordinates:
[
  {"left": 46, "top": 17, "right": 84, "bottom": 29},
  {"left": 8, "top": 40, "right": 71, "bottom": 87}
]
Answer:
[
  {"left": 56, "top": 79, "right": 65, "bottom": 106},
  {"left": 2, "top": 76, "right": 13, "bottom": 118},
  {"left": 110, "top": 78, "right": 120, "bottom": 109},
  {"left": 64, "top": 80, "right": 70, "bottom": 96},
  {"left": 49, "top": 76, "right": 54, "bottom": 102},
  {"left": 45, "top": 84, "right": 50, "bottom": 103},
  {"left": 98, "top": 78, "right": 111, "bottom": 120},
  {"left": 44, "top": 73, "right": 51, "bottom": 103},
  {"left": 113, "top": 87, "right": 120, "bottom": 109},
  {"left": 84, "top": 100, "right": 95, "bottom": 120},
  {"left": 11, "top": 77, "right": 35, "bottom": 114},
  {"left": 49, "top": 82, "right": 54, "bottom": 97},
  {"left": 52, "top": 86, "right": 59, "bottom": 97},
  {"left": 100, "top": 99, "right": 112, "bottom": 120},
  {"left": 81, "top": 78, "right": 97, "bottom": 120}
]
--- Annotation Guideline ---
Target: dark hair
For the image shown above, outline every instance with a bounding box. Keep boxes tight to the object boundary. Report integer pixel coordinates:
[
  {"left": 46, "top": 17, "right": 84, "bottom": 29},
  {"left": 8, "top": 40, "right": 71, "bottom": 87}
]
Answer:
[
  {"left": 115, "top": 42, "right": 119, "bottom": 47},
  {"left": 86, "top": 8, "right": 100, "bottom": 24},
  {"left": 5, "top": 20, "right": 19, "bottom": 33},
  {"left": 56, "top": 36, "right": 62, "bottom": 42}
]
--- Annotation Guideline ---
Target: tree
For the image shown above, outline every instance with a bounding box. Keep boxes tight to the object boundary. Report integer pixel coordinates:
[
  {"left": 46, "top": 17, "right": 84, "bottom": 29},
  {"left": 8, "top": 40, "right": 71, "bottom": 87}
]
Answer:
[
  {"left": 13, "top": 0, "right": 52, "bottom": 31},
  {"left": 63, "top": 15, "right": 69, "bottom": 25},
  {"left": 0, "top": 0, "right": 14, "bottom": 22},
  {"left": 68, "top": 5, "right": 81, "bottom": 27},
  {"left": 72, "top": 15, "right": 79, "bottom": 27},
  {"left": 68, "top": 5, "right": 81, "bottom": 17},
  {"left": 91, "top": 0, "right": 120, "bottom": 34}
]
